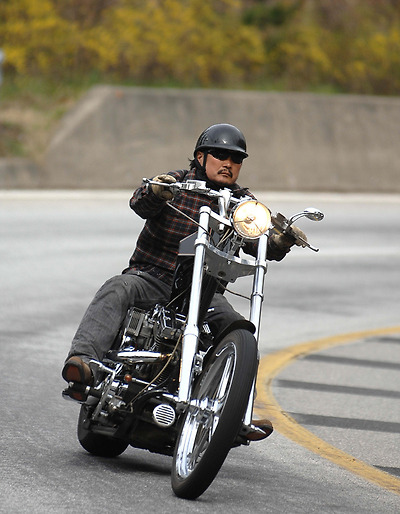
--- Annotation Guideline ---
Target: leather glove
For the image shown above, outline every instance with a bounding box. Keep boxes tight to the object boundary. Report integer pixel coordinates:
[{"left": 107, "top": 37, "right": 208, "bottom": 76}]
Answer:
[
  {"left": 270, "top": 225, "right": 307, "bottom": 249},
  {"left": 150, "top": 174, "right": 177, "bottom": 200}
]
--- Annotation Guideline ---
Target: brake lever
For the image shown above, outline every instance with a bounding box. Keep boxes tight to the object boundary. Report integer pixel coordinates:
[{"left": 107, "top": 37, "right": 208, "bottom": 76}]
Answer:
[
  {"left": 271, "top": 214, "right": 319, "bottom": 252},
  {"left": 294, "top": 234, "right": 319, "bottom": 252}
]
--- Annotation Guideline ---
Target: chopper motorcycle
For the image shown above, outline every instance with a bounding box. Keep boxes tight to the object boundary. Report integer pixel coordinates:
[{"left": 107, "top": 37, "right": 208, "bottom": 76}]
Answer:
[{"left": 63, "top": 178, "right": 324, "bottom": 499}]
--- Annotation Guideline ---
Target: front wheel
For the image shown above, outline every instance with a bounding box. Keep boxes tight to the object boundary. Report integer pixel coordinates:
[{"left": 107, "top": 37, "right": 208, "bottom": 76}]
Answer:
[{"left": 171, "top": 329, "right": 258, "bottom": 499}]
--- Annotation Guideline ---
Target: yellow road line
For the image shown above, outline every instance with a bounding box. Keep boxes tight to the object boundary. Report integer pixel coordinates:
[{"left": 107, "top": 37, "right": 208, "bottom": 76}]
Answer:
[{"left": 255, "top": 326, "right": 400, "bottom": 496}]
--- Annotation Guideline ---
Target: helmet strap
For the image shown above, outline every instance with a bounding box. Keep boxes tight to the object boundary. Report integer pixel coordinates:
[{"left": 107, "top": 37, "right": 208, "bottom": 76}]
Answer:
[
  {"left": 193, "top": 150, "right": 231, "bottom": 191},
  {"left": 193, "top": 150, "right": 208, "bottom": 176}
]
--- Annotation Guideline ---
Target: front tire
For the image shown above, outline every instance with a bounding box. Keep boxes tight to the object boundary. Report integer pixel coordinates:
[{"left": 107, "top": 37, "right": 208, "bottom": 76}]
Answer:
[{"left": 171, "top": 329, "right": 258, "bottom": 499}]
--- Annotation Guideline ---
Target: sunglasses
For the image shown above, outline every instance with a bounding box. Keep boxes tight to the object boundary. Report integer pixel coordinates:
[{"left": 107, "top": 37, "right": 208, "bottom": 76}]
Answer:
[{"left": 208, "top": 149, "right": 244, "bottom": 164}]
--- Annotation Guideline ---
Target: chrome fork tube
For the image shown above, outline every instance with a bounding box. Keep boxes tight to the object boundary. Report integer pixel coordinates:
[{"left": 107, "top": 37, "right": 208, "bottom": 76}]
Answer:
[
  {"left": 249, "top": 233, "right": 268, "bottom": 342},
  {"left": 244, "top": 234, "right": 268, "bottom": 425},
  {"left": 177, "top": 206, "right": 210, "bottom": 405}
]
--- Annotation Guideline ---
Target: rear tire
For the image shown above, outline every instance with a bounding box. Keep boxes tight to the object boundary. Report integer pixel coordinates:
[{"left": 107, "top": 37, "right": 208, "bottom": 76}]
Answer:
[
  {"left": 77, "top": 402, "right": 128, "bottom": 458},
  {"left": 171, "top": 329, "right": 258, "bottom": 499}
]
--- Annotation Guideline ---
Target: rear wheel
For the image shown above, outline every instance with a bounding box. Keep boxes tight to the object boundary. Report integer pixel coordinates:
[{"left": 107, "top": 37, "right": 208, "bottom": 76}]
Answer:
[
  {"left": 171, "top": 329, "right": 258, "bottom": 499},
  {"left": 77, "top": 402, "right": 128, "bottom": 458}
]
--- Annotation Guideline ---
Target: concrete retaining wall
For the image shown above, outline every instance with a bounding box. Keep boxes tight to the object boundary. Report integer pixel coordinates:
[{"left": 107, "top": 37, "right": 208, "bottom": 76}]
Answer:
[
  {"left": 0, "top": 158, "right": 42, "bottom": 189},
  {"left": 11, "top": 86, "right": 400, "bottom": 191}
]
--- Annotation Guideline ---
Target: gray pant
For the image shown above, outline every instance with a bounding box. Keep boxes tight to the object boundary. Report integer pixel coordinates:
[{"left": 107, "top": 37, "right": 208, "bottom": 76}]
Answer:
[{"left": 68, "top": 270, "right": 243, "bottom": 363}]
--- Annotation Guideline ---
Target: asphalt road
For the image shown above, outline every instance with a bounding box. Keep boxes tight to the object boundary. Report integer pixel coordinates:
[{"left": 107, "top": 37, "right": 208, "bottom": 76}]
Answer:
[{"left": 1, "top": 190, "right": 399, "bottom": 513}]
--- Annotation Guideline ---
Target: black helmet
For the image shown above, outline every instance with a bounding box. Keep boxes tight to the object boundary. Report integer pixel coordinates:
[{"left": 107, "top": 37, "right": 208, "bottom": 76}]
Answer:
[{"left": 194, "top": 123, "right": 248, "bottom": 158}]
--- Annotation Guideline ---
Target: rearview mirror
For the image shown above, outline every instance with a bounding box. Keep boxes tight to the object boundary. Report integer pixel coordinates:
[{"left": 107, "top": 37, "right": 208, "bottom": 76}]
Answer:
[{"left": 289, "top": 208, "right": 324, "bottom": 225}]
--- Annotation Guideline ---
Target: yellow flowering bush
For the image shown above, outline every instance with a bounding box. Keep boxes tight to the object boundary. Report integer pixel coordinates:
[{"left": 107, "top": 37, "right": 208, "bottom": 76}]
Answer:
[
  {"left": 268, "top": 25, "right": 332, "bottom": 87},
  {"left": 343, "top": 29, "right": 400, "bottom": 94},
  {"left": 261, "top": 0, "right": 400, "bottom": 94},
  {"left": 1, "top": 0, "right": 399, "bottom": 93},
  {"left": 0, "top": 0, "right": 265, "bottom": 86}
]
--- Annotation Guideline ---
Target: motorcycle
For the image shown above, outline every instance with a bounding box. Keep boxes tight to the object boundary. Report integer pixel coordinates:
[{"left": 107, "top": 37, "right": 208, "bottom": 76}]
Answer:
[{"left": 63, "top": 178, "right": 324, "bottom": 499}]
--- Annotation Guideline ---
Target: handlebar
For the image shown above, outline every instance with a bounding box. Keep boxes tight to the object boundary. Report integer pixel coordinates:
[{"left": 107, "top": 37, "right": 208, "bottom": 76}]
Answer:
[
  {"left": 144, "top": 177, "right": 215, "bottom": 194},
  {"left": 143, "top": 178, "right": 245, "bottom": 204},
  {"left": 142, "top": 178, "right": 324, "bottom": 252}
]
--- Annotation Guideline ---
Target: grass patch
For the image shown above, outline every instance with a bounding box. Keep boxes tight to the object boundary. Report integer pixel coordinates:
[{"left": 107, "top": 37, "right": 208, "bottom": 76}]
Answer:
[
  {"left": 0, "top": 121, "right": 25, "bottom": 157},
  {"left": 0, "top": 75, "right": 88, "bottom": 160}
]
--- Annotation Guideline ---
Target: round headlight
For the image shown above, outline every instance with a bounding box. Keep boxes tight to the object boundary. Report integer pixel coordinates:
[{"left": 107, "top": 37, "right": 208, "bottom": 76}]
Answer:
[{"left": 232, "top": 200, "right": 271, "bottom": 239}]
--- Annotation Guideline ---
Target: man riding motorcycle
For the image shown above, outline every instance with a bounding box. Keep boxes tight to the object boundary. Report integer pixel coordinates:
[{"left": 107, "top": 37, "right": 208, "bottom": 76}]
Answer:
[{"left": 62, "top": 123, "right": 305, "bottom": 441}]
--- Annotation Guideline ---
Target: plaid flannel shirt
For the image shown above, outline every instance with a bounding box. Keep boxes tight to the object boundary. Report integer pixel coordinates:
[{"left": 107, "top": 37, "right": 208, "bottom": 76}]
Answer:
[{"left": 125, "top": 168, "right": 287, "bottom": 286}]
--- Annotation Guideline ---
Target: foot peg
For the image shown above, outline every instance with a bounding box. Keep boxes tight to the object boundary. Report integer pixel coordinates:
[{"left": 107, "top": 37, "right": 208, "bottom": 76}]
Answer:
[
  {"left": 234, "top": 419, "right": 274, "bottom": 446},
  {"left": 62, "top": 382, "right": 101, "bottom": 403}
]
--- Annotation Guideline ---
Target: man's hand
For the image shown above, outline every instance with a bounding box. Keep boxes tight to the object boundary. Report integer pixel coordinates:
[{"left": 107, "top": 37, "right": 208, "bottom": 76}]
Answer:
[
  {"left": 270, "top": 225, "right": 307, "bottom": 249},
  {"left": 150, "top": 174, "right": 177, "bottom": 200}
]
